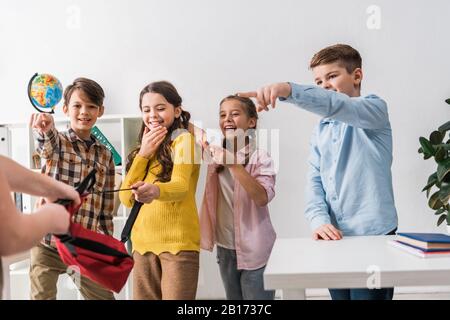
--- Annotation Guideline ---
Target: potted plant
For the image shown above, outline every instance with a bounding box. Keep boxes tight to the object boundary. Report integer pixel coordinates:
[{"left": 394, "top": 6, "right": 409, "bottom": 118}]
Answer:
[{"left": 419, "top": 99, "right": 450, "bottom": 231}]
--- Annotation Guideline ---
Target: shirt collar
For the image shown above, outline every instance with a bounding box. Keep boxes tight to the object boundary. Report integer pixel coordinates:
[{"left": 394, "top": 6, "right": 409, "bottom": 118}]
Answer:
[{"left": 67, "top": 128, "right": 101, "bottom": 147}]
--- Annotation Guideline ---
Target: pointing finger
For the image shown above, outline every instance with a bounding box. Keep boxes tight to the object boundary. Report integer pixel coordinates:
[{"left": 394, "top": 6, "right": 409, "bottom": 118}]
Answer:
[{"left": 236, "top": 91, "right": 257, "bottom": 98}]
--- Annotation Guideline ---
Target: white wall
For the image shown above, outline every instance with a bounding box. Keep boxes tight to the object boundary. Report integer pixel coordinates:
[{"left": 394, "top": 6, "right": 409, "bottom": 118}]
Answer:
[{"left": 1, "top": 0, "right": 450, "bottom": 298}]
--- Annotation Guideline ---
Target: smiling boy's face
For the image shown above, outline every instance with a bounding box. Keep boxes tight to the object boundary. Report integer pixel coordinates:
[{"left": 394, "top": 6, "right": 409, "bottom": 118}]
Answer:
[
  {"left": 312, "top": 61, "right": 363, "bottom": 97},
  {"left": 63, "top": 89, "right": 104, "bottom": 140}
]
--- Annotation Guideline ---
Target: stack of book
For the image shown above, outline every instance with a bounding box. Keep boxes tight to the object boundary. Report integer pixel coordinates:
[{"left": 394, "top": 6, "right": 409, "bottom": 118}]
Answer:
[{"left": 388, "top": 233, "right": 450, "bottom": 258}]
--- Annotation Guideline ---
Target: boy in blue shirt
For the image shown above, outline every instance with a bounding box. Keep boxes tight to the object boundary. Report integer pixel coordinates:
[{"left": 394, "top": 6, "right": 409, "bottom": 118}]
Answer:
[{"left": 239, "top": 44, "right": 398, "bottom": 300}]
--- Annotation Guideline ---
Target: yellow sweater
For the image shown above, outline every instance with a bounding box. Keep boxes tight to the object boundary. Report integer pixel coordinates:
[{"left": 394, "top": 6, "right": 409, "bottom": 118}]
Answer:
[{"left": 119, "top": 132, "right": 200, "bottom": 255}]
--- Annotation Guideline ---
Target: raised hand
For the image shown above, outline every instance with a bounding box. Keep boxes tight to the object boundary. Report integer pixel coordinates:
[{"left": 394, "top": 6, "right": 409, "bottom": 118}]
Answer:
[
  {"left": 138, "top": 125, "right": 167, "bottom": 159},
  {"left": 207, "top": 145, "right": 245, "bottom": 167},
  {"left": 237, "top": 82, "right": 292, "bottom": 112},
  {"left": 46, "top": 180, "right": 81, "bottom": 207},
  {"left": 30, "top": 113, "right": 54, "bottom": 134}
]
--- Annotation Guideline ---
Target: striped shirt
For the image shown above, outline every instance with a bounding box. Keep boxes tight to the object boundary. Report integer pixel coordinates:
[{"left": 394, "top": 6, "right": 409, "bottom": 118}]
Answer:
[{"left": 34, "top": 127, "right": 115, "bottom": 247}]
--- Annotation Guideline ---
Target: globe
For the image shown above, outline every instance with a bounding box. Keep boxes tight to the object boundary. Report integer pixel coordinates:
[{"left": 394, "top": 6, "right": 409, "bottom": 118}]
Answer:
[{"left": 27, "top": 73, "right": 63, "bottom": 113}]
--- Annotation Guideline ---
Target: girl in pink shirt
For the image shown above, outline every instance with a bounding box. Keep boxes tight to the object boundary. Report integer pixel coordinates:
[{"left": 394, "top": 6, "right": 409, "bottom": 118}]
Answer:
[{"left": 200, "top": 95, "right": 277, "bottom": 300}]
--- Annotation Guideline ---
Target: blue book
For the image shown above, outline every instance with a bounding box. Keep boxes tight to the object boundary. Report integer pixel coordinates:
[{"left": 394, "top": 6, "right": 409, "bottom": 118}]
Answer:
[
  {"left": 396, "top": 233, "right": 450, "bottom": 250},
  {"left": 388, "top": 240, "right": 450, "bottom": 258},
  {"left": 396, "top": 241, "right": 450, "bottom": 253}
]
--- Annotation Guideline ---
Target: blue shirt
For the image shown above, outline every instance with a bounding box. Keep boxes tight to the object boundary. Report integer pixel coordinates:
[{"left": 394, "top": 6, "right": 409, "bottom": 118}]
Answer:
[{"left": 284, "top": 83, "right": 398, "bottom": 236}]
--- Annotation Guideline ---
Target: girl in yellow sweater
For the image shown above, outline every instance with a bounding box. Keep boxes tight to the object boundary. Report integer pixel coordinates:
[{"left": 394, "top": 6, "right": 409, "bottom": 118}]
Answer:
[{"left": 119, "top": 81, "right": 200, "bottom": 300}]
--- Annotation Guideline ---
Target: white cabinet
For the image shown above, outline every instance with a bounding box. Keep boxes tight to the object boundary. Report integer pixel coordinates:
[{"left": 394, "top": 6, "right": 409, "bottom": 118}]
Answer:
[{"left": 0, "top": 114, "right": 142, "bottom": 300}]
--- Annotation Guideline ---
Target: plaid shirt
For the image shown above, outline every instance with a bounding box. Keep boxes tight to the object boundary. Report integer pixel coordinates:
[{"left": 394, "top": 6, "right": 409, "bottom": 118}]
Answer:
[{"left": 34, "top": 127, "right": 115, "bottom": 247}]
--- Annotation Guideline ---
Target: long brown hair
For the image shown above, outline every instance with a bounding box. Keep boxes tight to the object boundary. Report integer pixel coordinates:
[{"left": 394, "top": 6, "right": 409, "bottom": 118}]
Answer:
[
  {"left": 216, "top": 95, "right": 258, "bottom": 173},
  {"left": 125, "top": 81, "right": 190, "bottom": 182}
]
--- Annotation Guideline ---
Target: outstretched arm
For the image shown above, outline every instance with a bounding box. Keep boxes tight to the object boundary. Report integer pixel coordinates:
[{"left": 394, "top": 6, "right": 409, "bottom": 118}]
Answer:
[
  {"left": 0, "top": 167, "right": 70, "bottom": 256},
  {"left": 238, "top": 82, "right": 389, "bottom": 129},
  {"left": 0, "top": 155, "right": 80, "bottom": 206}
]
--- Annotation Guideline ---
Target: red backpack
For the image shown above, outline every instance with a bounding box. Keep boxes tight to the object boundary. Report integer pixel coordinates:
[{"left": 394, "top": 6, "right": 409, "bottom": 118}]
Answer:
[{"left": 54, "top": 169, "right": 143, "bottom": 293}]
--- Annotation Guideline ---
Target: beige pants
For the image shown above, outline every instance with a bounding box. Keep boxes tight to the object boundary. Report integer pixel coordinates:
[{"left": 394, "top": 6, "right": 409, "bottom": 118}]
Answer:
[
  {"left": 133, "top": 250, "right": 199, "bottom": 300},
  {"left": 29, "top": 243, "right": 115, "bottom": 300}
]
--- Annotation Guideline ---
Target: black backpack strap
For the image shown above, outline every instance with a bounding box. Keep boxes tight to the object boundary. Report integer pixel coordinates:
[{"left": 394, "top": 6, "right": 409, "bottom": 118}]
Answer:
[
  {"left": 120, "top": 162, "right": 152, "bottom": 243},
  {"left": 55, "top": 234, "right": 130, "bottom": 258},
  {"left": 120, "top": 201, "right": 143, "bottom": 243}
]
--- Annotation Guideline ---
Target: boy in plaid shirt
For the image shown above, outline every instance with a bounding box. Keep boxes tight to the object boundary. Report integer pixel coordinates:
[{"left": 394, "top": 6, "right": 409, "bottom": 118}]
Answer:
[{"left": 29, "top": 78, "right": 115, "bottom": 300}]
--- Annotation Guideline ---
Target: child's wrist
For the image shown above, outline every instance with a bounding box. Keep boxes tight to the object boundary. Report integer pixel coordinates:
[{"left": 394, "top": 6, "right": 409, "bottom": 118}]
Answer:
[
  {"left": 151, "top": 184, "right": 161, "bottom": 199},
  {"left": 137, "top": 150, "right": 152, "bottom": 159}
]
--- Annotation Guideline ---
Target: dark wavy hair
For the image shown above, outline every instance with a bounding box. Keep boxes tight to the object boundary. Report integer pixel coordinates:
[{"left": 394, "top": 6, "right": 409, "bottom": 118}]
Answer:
[
  {"left": 216, "top": 95, "right": 258, "bottom": 173},
  {"left": 125, "top": 81, "right": 190, "bottom": 182}
]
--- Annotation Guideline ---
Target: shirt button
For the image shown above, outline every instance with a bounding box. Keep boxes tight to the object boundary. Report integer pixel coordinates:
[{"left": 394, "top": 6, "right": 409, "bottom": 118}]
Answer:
[
  {"left": 332, "top": 196, "right": 337, "bottom": 201},
  {"left": 333, "top": 139, "right": 337, "bottom": 143}
]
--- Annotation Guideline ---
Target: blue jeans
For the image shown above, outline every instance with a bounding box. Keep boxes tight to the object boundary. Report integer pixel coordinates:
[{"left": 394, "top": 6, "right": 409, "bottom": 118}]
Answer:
[
  {"left": 216, "top": 246, "right": 275, "bottom": 300},
  {"left": 329, "top": 228, "right": 397, "bottom": 300}
]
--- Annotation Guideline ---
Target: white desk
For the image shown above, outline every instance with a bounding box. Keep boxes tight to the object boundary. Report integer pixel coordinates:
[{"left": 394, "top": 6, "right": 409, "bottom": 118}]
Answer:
[
  {"left": 2, "top": 251, "right": 30, "bottom": 300},
  {"left": 264, "top": 236, "right": 450, "bottom": 300}
]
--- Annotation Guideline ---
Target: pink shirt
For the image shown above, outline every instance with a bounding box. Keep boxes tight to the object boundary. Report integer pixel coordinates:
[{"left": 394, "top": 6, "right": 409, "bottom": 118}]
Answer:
[{"left": 200, "top": 147, "right": 277, "bottom": 270}]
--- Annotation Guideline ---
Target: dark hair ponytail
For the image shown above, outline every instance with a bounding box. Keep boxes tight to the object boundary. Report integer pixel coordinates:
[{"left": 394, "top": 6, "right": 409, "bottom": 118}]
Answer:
[{"left": 125, "top": 81, "right": 190, "bottom": 182}]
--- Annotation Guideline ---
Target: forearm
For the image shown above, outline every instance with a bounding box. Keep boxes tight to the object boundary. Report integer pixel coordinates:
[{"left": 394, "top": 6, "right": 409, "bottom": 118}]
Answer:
[
  {"left": 0, "top": 209, "right": 54, "bottom": 256},
  {"left": 305, "top": 173, "right": 332, "bottom": 230},
  {"left": 156, "top": 177, "right": 189, "bottom": 202},
  {"left": 0, "top": 170, "right": 55, "bottom": 255},
  {"left": 229, "top": 164, "right": 268, "bottom": 207},
  {"left": 0, "top": 155, "right": 64, "bottom": 198},
  {"left": 285, "top": 83, "right": 389, "bottom": 129},
  {"left": 120, "top": 155, "right": 152, "bottom": 207}
]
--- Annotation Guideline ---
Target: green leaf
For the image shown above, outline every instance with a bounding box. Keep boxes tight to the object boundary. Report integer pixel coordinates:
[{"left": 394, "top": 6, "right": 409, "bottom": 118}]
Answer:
[
  {"left": 423, "top": 172, "right": 438, "bottom": 195},
  {"left": 437, "top": 159, "right": 450, "bottom": 182},
  {"left": 439, "top": 121, "right": 450, "bottom": 133},
  {"left": 435, "top": 144, "right": 450, "bottom": 151},
  {"left": 419, "top": 137, "right": 435, "bottom": 156},
  {"left": 435, "top": 147, "right": 446, "bottom": 163},
  {"left": 429, "top": 191, "right": 444, "bottom": 209},
  {"left": 435, "top": 208, "right": 446, "bottom": 215},
  {"left": 418, "top": 147, "right": 423, "bottom": 154},
  {"left": 438, "top": 184, "right": 450, "bottom": 203},
  {"left": 446, "top": 98, "right": 450, "bottom": 105},
  {"left": 430, "top": 131, "right": 444, "bottom": 145},
  {"left": 427, "top": 172, "right": 438, "bottom": 184},
  {"left": 438, "top": 214, "right": 447, "bottom": 226},
  {"left": 424, "top": 153, "right": 432, "bottom": 160}
]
